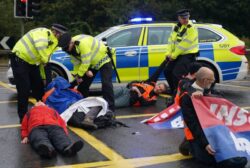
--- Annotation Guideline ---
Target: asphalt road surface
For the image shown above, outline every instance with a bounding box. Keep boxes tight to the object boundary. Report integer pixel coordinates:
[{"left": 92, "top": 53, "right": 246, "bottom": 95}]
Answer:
[{"left": 0, "top": 64, "right": 249, "bottom": 168}]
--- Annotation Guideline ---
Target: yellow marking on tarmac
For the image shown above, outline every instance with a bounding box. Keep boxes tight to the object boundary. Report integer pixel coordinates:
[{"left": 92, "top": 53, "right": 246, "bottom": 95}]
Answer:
[
  {"left": 159, "top": 94, "right": 172, "bottom": 98},
  {"left": 242, "top": 106, "right": 250, "bottom": 110},
  {"left": 0, "top": 100, "right": 18, "bottom": 104},
  {"left": 0, "top": 81, "right": 16, "bottom": 92},
  {"left": 48, "top": 153, "right": 191, "bottom": 168},
  {"left": 69, "top": 127, "right": 134, "bottom": 168},
  {"left": 127, "top": 153, "right": 191, "bottom": 167},
  {"left": 0, "top": 124, "right": 20, "bottom": 129},
  {"left": 116, "top": 113, "right": 156, "bottom": 119}
]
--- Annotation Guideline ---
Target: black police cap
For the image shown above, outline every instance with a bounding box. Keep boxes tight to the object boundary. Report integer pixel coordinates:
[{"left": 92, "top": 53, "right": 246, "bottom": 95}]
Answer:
[
  {"left": 51, "top": 23, "right": 68, "bottom": 33},
  {"left": 58, "top": 33, "right": 72, "bottom": 49},
  {"left": 176, "top": 9, "right": 190, "bottom": 18}
]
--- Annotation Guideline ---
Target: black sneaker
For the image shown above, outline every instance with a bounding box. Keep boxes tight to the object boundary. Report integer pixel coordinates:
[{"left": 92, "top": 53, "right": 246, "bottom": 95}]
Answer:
[
  {"left": 179, "top": 138, "right": 190, "bottom": 156},
  {"left": 37, "top": 144, "right": 57, "bottom": 159},
  {"left": 63, "top": 140, "right": 84, "bottom": 156}
]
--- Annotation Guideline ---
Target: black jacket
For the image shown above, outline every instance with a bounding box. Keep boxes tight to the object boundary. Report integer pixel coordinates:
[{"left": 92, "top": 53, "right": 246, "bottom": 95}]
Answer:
[{"left": 180, "top": 86, "right": 209, "bottom": 148}]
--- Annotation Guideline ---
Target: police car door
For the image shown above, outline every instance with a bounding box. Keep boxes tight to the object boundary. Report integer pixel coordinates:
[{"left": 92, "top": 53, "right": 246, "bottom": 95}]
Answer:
[
  {"left": 106, "top": 27, "right": 144, "bottom": 82},
  {"left": 140, "top": 26, "right": 173, "bottom": 80}
]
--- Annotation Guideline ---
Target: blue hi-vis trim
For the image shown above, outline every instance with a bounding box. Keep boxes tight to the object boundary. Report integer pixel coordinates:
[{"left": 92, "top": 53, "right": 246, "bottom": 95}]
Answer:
[
  {"left": 198, "top": 43, "right": 214, "bottom": 60},
  {"left": 204, "top": 125, "right": 250, "bottom": 162},
  {"left": 149, "top": 67, "right": 165, "bottom": 80},
  {"left": 115, "top": 47, "right": 141, "bottom": 68},
  {"left": 217, "top": 62, "right": 241, "bottom": 81},
  {"left": 140, "top": 47, "right": 148, "bottom": 67}
]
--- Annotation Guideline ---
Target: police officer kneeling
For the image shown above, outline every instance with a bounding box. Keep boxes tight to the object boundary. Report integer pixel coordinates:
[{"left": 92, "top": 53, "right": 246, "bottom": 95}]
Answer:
[{"left": 11, "top": 24, "right": 68, "bottom": 123}]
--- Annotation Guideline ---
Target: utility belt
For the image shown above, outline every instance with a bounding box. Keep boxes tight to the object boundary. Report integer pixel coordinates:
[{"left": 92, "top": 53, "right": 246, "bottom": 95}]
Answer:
[
  {"left": 10, "top": 52, "right": 28, "bottom": 64},
  {"left": 92, "top": 55, "right": 110, "bottom": 69},
  {"left": 179, "top": 52, "right": 199, "bottom": 58}
]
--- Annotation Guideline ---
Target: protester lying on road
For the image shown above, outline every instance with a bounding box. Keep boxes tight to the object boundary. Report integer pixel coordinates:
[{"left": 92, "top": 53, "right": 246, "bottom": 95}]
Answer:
[
  {"left": 179, "top": 67, "right": 247, "bottom": 168},
  {"left": 21, "top": 102, "right": 84, "bottom": 159},
  {"left": 114, "top": 60, "right": 169, "bottom": 108}
]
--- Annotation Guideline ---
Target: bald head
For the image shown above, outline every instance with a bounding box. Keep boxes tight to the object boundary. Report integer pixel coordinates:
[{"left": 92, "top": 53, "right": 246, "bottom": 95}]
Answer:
[{"left": 195, "top": 67, "right": 215, "bottom": 89}]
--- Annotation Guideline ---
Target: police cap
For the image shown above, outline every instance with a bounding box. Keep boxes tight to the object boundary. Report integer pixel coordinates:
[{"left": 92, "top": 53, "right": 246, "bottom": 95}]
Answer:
[
  {"left": 51, "top": 23, "right": 68, "bottom": 34},
  {"left": 176, "top": 9, "right": 190, "bottom": 18},
  {"left": 58, "top": 33, "right": 72, "bottom": 50}
]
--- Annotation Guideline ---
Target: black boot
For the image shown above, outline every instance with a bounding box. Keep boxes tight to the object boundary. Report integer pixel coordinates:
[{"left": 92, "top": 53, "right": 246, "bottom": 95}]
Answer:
[
  {"left": 37, "top": 144, "right": 57, "bottom": 159},
  {"left": 63, "top": 140, "right": 84, "bottom": 156},
  {"left": 179, "top": 138, "right": 190, "bottom": 156}
]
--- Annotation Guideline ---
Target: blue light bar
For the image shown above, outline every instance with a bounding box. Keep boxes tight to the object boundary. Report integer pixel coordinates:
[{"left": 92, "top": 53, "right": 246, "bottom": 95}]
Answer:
[{"left": 129, "top": 17, "right": 153, "bottom": 23}]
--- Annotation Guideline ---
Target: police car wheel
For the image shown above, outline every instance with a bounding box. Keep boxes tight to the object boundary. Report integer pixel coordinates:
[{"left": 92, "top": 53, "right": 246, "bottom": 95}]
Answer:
[{"left": 50, "top": 64, "right": 68, "bottom": 81}]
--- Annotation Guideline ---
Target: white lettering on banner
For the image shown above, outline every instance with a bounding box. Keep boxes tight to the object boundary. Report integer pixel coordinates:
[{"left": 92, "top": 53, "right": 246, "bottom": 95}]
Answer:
[
  {"left": 230, "top": 132, "right": 250, "bottom": 155},
  {"left": 210, "top": 104, "right": 250, "bottom": 126},
  {"left": 171, "top": 116, "right": 184, "bottom": 128}
]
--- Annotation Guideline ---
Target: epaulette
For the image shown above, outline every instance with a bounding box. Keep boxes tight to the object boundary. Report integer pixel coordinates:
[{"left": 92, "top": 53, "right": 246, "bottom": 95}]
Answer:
[{"left": 187, "top": 24, "right": 192, "bottom": 28}]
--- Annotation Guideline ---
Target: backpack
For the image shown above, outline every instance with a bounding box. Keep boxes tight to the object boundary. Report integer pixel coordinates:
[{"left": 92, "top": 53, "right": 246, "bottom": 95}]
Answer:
[
  {"left": 67, "top": 109, "right": 128, "bottom": 129},
  {"left": 62, "top": 97, "right": 128, "bottom": 129}
]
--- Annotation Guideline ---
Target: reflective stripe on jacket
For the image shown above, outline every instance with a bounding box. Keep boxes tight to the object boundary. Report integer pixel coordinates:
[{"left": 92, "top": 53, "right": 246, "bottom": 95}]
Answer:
[
  {"left": 70, "top": 35, "right": 110, "bottom": 77},
  {"left": 12, "top": 28, "right": 58, "bottom": 65},
  {"left": 165, "top": 21, "right": 198, "bottom": 60}
]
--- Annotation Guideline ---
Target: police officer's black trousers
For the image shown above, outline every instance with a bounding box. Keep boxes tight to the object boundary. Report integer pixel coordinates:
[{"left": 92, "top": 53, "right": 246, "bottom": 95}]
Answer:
[
  {"left": 164, "top": 54, "right": 196, "bottom": 94},
  {"left": 10, "top": 54, "right": 44, "bottom": 122},
  {"left": 29, "top": 125, "right": 71, "bottom": 154},
  {"left": 77, "top": 61, "right": 115, "bottom": 111}
]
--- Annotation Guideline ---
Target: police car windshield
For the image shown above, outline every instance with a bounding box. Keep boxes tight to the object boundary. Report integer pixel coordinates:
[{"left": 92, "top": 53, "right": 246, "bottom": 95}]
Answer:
[{"left": 95, "top": 26, "right": 121, "bottom": 40}]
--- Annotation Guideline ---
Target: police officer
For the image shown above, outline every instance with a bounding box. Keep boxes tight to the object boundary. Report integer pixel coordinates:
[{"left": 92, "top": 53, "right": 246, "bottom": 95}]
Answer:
[
  {"left": 58, "top": 33, "right": 115, "bottom": 113},
  {"left": 11, "top": 24, "right": 68, "bottom": 123},
  {"left": 164, "top": 9, "right": 199, "bottom": 95}
]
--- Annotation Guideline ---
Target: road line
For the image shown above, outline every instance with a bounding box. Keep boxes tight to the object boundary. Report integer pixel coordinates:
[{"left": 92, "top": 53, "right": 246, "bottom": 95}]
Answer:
[
  {"left": 116, "top": 113, "right": 156, "bottom": 119},
  {"left": 69, "top": 127, "right": 134, "bottom": 168},
  {"left": 0, "top": 81, "right": 37, "bottom": 104},
  {"left": 48, "top": 153, "right": 191, "bottom": 168},
  {"left": 0, "top": 100, "right": 17, "bottom": 104},
  {"left": 0, "top": 81, "right": 16, "bottom": 92},
  {"left": 127, "top": 153, "right": 191, "bottom": 167},
  {"left": 0, "top": 124, "right": 20, "bottom": 129}
]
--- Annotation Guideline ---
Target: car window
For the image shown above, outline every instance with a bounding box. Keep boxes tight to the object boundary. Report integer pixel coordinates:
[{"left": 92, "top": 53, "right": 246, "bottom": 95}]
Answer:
[
  {"left": 147, "top": 27, "right": 172, "bottom": 45},
  {"left": 107, "top": 27, "right": 142, "bottom": 47},
  {"left": 198, "top": 28, "right": 222, "bottom": 43}
]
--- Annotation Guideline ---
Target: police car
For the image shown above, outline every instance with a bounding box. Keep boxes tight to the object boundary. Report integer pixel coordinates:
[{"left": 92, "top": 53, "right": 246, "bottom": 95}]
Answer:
[{"left": 7, "top": 18, "right": 249, "bottom": 85}]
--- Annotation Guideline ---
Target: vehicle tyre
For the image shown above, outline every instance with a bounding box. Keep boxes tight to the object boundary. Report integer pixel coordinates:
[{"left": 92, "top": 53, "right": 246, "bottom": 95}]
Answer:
[{"left": 49, "top": 64, "right": 68, "bottom": 81}]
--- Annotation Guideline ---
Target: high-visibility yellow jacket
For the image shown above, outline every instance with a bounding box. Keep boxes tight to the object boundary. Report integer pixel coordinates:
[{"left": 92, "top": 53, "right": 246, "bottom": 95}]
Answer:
[
  {"left": 70, "top": 35, "right": 110, "bottom": 77},
  {"left": 12, "top": 28, "right": 58, "bottom": 65},
  {"left": 165, "top": 21, "right": 199, "bottom": 60}
]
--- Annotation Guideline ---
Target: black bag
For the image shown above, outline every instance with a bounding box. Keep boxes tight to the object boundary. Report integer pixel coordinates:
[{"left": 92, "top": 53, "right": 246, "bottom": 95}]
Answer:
[{"left": 68, "top": 110, "right": 128, "bottom": 129}]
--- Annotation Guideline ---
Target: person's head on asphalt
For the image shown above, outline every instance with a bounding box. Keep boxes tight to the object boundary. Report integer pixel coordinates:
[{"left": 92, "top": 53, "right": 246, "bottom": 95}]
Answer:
[
  {"left": 177, "top": 9, "right": 190, "bottom": 25},
  {"left": 51, "top": 23, "right": 68, "bottom": 39},
  {"left": 195, "top": 67, "right": 215, "bottom": 89},
  {"left": 154, "top": 82, "right": 168, "bottom": 94}
]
